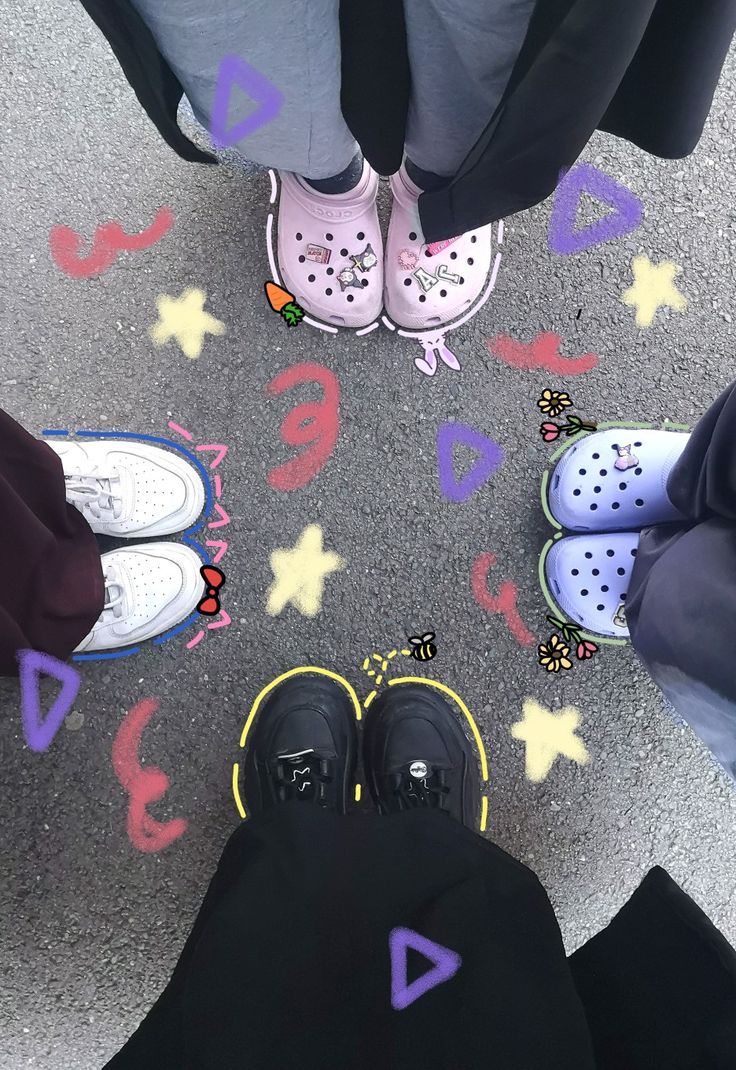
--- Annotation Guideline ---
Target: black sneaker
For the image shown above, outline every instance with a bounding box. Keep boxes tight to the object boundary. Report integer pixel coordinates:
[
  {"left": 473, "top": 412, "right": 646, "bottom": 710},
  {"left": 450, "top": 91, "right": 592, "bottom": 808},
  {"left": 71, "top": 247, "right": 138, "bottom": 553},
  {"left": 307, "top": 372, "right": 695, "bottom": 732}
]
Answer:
[
  {"left": 242, "top": 674, "right": 359, "bottom": 816},
  {"left": 363, "top": 683, "right": 480, "bottom": 829}
]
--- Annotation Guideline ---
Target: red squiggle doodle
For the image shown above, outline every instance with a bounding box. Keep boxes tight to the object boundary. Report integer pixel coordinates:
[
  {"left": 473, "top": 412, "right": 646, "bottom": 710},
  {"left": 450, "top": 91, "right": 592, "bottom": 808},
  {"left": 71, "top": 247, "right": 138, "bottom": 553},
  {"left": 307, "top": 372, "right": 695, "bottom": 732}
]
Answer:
[
  {"left": 486, "top": 331, "right": 598, "bottom": 375},
  {"left": 471, "top": 552, "right": 536, "bottom": 647},
  {"left": 266, "top": 362, "right": 340, "bottom": 491},
  {"left": 49, "top": 207, "right": 175, "bottom": 279},
  {"left": 111, "top": 698, "right": 187, "bottom": 853}
]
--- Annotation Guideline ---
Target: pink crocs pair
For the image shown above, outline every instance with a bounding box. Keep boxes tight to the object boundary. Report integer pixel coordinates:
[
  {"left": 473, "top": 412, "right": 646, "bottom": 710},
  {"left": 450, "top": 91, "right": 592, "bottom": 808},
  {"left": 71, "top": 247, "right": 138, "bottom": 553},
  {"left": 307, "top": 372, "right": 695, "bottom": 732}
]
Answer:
[{"left": 276, "top": 162, "right": 492, "bottom": 329}]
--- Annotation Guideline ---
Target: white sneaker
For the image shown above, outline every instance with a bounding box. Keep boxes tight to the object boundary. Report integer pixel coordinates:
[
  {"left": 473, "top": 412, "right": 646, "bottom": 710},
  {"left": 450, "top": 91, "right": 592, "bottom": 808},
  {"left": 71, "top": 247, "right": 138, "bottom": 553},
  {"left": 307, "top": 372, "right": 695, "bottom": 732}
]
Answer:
[
  {"left": 384, "top": 165, "right": 493, "bottom": 329},
  {"left": 276, "top": 162, "right": 384, "bottom": 328},
  {"left": 74, "top": 543, "right": 205, "bottom": 652},
  {"left": 48, "top": 439, "right": 205, "bottom": 537}
]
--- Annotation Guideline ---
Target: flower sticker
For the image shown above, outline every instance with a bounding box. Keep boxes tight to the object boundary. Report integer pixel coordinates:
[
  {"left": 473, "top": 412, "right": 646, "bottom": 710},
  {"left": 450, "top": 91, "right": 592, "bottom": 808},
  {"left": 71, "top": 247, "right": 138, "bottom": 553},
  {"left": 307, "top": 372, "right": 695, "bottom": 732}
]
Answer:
[
  {"left": 537, "top": 389, "right": 573, "bottom": 418},
  {"left": 539, "top": 413, "right": 598, "bottom": 441},
  {"left": 545, "top": 615, "right": 599, "bottom": 667},
  {"left": 538, "top": 633, "right": 573, "bottom": 672}
]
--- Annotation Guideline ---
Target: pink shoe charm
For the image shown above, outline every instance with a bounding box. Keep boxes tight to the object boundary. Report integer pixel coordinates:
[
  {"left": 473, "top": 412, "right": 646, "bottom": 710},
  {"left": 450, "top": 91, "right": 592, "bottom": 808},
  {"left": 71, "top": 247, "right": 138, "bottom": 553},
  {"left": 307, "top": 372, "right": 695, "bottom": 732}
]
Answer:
[{"left": 414, "top": 333, "right": 461, "bottom": 377}]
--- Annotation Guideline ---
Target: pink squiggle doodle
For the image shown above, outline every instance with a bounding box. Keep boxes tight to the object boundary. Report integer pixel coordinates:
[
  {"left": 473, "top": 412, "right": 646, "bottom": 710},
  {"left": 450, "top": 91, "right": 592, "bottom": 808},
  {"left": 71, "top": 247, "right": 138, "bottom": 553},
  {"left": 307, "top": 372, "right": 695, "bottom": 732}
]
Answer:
[
  {"left": 205, "top": 539, "right": 228, "bottom": 564},
  {"left": 196, "top": 444, "right": 229, "bottom": 469},
  {"left": 213, "top": 474, "right": 223, "bottom": 498},
  {"left": 207, "top": 609, "right": 231, "bottom": 631},
  {"left": 186, "top": 631, "right": 205, "bottom": 650},
  {"left": 167, "top": 421, "right": 193, "bottom": 441},
  {"left": 208, "top": 503, "right": 231, "bottom": 529}
]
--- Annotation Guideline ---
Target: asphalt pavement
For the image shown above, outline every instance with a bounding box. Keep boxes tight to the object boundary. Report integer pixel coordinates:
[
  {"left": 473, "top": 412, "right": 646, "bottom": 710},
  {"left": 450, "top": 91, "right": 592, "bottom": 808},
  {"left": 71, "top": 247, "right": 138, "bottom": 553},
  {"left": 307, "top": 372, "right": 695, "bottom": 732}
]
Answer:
[{"left": 1, "top": 3, "right": 736, "bottom": 1067}]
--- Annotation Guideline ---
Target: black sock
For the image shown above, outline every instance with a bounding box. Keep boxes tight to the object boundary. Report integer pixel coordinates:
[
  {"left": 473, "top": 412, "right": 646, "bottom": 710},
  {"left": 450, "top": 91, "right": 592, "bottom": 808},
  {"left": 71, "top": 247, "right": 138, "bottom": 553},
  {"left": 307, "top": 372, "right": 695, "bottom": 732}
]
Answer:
[
  {"left": 404, "top": 157, "right": 448, "bottom": 193},
  {"left": 303, "top": 152, "right": 364, "bottom": 194}
]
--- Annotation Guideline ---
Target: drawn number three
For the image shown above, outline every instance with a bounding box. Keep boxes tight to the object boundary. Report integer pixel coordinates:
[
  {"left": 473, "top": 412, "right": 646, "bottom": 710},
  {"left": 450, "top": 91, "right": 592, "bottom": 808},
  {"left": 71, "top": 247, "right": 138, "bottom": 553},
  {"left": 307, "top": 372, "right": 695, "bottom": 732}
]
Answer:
[{"left": 266, "top": 361, "right": 340, "bottom": 491}]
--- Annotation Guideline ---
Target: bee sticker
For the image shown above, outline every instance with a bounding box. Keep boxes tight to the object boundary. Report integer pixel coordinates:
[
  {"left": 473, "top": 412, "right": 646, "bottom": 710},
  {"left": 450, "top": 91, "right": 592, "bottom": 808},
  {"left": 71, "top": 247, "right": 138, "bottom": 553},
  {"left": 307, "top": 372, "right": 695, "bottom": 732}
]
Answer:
[
  {"left": 614, "top": 444, "right": 639, "bottom": 472},
  {"left": 407, "top": 632, "right": 437, "bottom": 661}
]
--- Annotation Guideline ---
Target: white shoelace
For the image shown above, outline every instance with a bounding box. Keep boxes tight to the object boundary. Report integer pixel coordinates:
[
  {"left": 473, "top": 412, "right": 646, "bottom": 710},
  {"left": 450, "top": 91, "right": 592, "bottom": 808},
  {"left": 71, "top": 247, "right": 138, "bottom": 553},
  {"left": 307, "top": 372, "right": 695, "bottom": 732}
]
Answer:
[
  {"left": 65, "top": 470, "right": 123, "bottom": 520},
  {"left": 100, "top": 564, "right": 125, "bottom": 621}
]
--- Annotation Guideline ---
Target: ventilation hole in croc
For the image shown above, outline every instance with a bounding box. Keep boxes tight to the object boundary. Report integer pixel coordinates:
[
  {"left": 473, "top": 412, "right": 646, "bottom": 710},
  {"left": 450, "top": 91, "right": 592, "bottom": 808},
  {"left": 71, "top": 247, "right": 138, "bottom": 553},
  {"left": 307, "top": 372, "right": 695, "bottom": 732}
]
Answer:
[
  {"left": 606, "top": 550, "right": 615, "bottom": 557},
  {"left": 620, "top": 594, "right": 627, "bottom": 601},
  {"left": 571, "top": 568, "right": 579, "bottom": 576},
  {"left": 601, "top": 585, "right": 609, "bottom": 593},
  {"left": 424, "top": 249, "right": 431, "bottom": 257},
  {"left": 579, "top": 468, "right": 586, "bottom": 475},
  {"left": 619, "top": 482, "right": 627, "bottom": 491},
  {"left": 635, "top": 498, "right": 644, "bottom": 506},
  {"left": 325, "top": 232, "right": 333, "bottom": 241},
  {"left": 346, "top": 294, "right": 354, "bottom": 303},
  {"left": 634, "top": 441, "right": 642, "bottom": 447},
  {"left": 590, "top": 504, "right": 597, "bottom": 511},
  {"left": 308, "top": 274, "right": 316, "bottom": 283},
  {"left": 298, "top": 255, "right": 306, "bottom": 263},
  {"left": 617, "top": 567, "right": 625, "bottom": 576},
  {"left": 340, "top": 248, "right": 348, "bottom": 257},
  {"left": 361, "top": 279, "right": 369, "bottom": 287},
  {"left": 326, "top": 267, "right": 334, "bottom": 276},
  {"left": 296, "top": 232, "right": 303, "bottom": 241},
  {"left": 585, "top": 552, "right": 593, "bottom": 559},
  {"left": 635, "top": 467, "right": 642, "bottom": 475},
  {"left": 471, "top": 235, "right": 477, "bottom": 243},
  {"left": 592, "top": 568, "right": 600, "bottom": 576},
  {"left": 580, "top": 589, "right": 589, "bottom": 596},
  {"left": 593, "top": 486, "right": 601, "bottom": 493},
  {"left": 450, "top": 251, "right": 457, "bottom": 260},
  {"left": 631, "top": 548, "right": 638, "bottom": 557},
  {"left": 599, "top": 469, "right": 607, "bottom": 476},
  {"left": 459, "top": 277, "right": 465, "bottom": 284},
  {"left": 419, "top": 295, "right": 426, "bottom": 303},
  {"left": 357, "top": 231, "right": 365, "bottom": 240},
  {"left": 597, "top": 604, "right": 605, "bottom": 611},
  {"left": 403, "top": 278, "right": 412, "bottom": 287},
  {"left": 409, "top": 231, "right": 417, "bottom": 241},
  {"left": 573, "top": 489, "right": 581, "bottom": 496},
  {"left": 440, "top": 290, "right": 447, "bottom": 297},
  {"left": 612, "top": 502, "right": 620, "bottom": 510},
  {"left": 325, "top": 288, "right": 332, "bottom": 296},
  {"left": 467, "top": 257, "right": 474, "bottom": 265},
  {"left": 592, "top": 453, "right": 600, "bottom": 459}
]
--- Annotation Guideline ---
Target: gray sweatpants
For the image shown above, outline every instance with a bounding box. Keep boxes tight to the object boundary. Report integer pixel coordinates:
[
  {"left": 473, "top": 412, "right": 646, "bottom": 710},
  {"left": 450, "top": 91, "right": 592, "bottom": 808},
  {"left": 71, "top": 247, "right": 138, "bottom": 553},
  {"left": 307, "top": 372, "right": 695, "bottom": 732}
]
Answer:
[{"left": 130, "top": 0, "right": 535, "bottom": 179}]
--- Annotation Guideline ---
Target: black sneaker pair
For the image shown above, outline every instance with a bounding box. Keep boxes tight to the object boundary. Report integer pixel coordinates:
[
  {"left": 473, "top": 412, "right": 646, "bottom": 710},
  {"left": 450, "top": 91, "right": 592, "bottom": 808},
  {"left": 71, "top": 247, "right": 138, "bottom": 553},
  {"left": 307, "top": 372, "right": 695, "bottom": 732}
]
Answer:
[{"left": 242, "top": 675, "right": 480, "bottom": 829}]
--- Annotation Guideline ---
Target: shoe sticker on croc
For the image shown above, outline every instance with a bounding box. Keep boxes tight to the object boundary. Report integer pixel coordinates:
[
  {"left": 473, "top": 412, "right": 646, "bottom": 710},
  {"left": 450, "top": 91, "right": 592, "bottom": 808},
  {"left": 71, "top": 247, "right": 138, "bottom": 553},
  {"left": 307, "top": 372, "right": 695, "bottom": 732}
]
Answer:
[
  {"left": 612, "top": 603, "right": 627, "bottom": 629},
  {"left": 305, "top": 244, "right": 331, "bottom": 264},
  {"left": 414, "top": 267, "right": 439, "bottom": 292},
  {"left": 614, "top": 444, "right": 639, "bottom": 471},
  {"left": 351, "top": 243, "right": 378, "bottom": 272},
  {"left": 398, "top": 248, "right": 419, "bottom": 270},
  {"left": 337, "top": 266, "right": 363, "bottom": 291}
]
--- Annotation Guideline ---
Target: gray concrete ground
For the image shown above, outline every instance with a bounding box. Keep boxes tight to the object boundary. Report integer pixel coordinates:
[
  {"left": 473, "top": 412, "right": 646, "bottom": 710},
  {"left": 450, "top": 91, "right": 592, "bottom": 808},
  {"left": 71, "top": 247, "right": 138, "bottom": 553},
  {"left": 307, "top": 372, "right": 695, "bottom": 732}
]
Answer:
[{"left": 1, "top": 3, "right": 736, "bottom": 1067}]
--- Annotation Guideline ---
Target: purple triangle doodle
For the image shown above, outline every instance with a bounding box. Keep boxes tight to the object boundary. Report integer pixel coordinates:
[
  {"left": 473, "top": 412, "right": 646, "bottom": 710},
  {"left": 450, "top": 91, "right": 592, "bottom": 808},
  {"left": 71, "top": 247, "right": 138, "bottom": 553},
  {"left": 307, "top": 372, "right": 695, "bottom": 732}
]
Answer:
[
  {"left": 390, "top": 927, "right": 462, "bottom": 1010},
  {"left": 210, "top": 55, "right": 283, "bottom": 149},
  {"left": 548, "top": 162, "right": 643, "bottom": 255},
  {"left": 17, "top": 650, "right": 81, "bottom": 753},
  {"left": 437, "top": 421, "right": 505, "bottom": 503}
]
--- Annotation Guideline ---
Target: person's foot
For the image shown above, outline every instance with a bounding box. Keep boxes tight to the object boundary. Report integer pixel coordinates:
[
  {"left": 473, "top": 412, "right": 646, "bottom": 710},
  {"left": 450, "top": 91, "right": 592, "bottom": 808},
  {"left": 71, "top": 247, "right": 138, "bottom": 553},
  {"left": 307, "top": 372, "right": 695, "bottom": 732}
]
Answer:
[
  {"left": 276, "top": 162, "right": 383, "bottom": 328},
  {"left": 242, "top": 674, "right": 359, "bottom": 815},
  {"left": 383, "top": 164, "right": 492, "bottom": 330},
  {"left": 363, "top": 683, "right": 479, "bottom": 829},
  {"left": 545, "top": 532, "right": 639, "bottom": 637},
  {"left": 74, "top": 543, "right": 205, "bottom": 652},
  {"left": 49, "top": 439, "right": 205, "bottom": 537},
  {"left": 547, "top": 428, "right": 690, "bottom": 532}
]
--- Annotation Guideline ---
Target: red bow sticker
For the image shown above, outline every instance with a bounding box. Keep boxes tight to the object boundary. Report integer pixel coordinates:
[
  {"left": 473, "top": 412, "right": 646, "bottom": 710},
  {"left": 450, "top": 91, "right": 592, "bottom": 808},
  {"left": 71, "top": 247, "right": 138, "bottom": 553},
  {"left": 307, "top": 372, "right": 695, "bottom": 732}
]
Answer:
[{"left": 198, "top": 565, "right": 225, "bottom": 615}]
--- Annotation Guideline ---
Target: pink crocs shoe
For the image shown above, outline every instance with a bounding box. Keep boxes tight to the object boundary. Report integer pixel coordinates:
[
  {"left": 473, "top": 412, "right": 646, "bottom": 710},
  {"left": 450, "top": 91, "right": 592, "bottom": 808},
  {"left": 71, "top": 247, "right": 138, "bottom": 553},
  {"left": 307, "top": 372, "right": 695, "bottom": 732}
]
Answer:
[
  {"left": 276, "top": 162, "right": 383, "bottom": 328},
  {"left": 384, "top": 165, "right": 493, "bottom": 329}
]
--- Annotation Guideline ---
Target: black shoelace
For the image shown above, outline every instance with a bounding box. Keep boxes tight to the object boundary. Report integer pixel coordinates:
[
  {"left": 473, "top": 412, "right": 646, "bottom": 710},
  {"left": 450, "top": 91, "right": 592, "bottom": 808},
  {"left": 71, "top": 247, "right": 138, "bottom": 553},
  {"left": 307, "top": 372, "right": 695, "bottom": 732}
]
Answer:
[
  {"left": 392, "top": 766, "right": 451, "bottom": 813},
  {"left": 271, "top": 749, "right": 335, "bottom": 807}
]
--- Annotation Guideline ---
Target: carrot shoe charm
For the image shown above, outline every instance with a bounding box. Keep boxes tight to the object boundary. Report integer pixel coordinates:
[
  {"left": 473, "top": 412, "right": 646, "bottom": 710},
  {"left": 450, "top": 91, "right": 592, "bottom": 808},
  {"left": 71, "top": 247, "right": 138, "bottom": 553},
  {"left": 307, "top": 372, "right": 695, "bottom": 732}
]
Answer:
[{"left": 264, "top": 281, "right": 305, "bottom": 326}]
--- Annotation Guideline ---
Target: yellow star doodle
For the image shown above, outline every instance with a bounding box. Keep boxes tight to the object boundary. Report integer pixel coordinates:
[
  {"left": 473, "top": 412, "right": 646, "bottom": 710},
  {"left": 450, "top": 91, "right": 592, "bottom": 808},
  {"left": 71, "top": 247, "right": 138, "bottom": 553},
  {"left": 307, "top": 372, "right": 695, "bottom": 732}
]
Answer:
[
  {"left": 150, "top": 287, "right": 226, "bottom": 359},
  {"left": 620, "top": 255, "right": 687, "bottom": 328},
  {"left": 266, "top": 524, "right": 345, "bottom": 618},
  {"left": 511, "top": 698, "right": 590, "bottom": 782}
]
